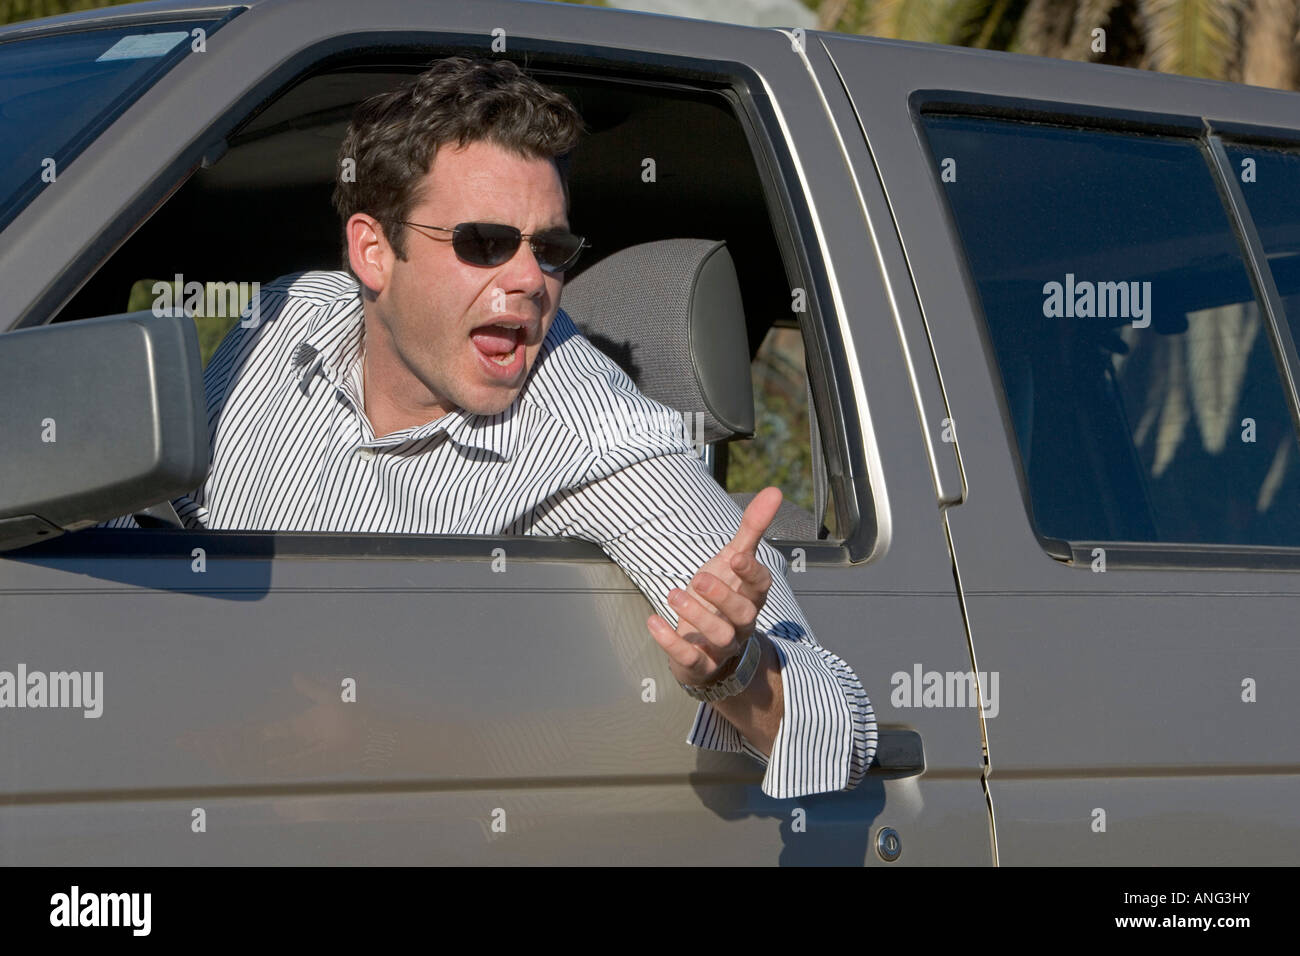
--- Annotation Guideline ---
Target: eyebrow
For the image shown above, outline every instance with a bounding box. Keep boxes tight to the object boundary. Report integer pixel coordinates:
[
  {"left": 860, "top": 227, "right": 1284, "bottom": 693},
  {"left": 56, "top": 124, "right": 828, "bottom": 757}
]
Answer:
[{"left": 463, "top": 217, "right": 569, "bottom": 233}]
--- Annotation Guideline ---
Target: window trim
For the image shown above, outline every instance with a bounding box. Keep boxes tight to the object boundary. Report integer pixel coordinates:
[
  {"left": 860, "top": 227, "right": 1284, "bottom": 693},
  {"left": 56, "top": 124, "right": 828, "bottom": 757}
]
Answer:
[
  {"left": 909, "top": 91, "right": 1300, "bottom": 569},
  {"left": 0, "top": 5, "right": 244, "bottom": 46},
  {"left": 26, "top": 34, "right": 874, "bottom": 564},
  {"left": 910, "top": 89, "right": 1204, "bottom": 136},
  {"left": 15, "top": 529, "right": 853, "bottom": 569},
  {"left": 1209, "top": 134, "right": 1300, "bottom": 440},
  {"left": 1206, "top": 118, "right": 1300, "bottom": 147},
  {"left": 1211, "top": 132, "right": 1300, "bottom": 434}
]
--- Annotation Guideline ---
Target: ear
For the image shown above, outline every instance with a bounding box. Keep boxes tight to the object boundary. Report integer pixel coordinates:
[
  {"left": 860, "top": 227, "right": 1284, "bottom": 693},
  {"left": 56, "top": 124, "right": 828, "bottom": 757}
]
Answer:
[{"left": 347, "top": 214, "right": 394, "bottom": 295}]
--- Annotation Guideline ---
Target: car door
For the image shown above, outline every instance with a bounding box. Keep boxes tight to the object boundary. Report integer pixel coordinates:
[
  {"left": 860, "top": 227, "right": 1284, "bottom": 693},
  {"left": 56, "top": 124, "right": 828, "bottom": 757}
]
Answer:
[
  {"left": 823, "top": 33, "right": 1300, "bottom": 864},
  {"left": 0, "top": 0, "right": 988, "bottom": 865}
]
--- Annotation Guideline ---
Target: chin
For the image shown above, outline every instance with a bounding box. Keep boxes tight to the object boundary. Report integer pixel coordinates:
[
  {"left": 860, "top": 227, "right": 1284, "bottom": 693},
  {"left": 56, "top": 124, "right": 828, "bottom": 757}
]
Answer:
[{"left": 461, "top": 389, "right": 519, "bottom": 417}]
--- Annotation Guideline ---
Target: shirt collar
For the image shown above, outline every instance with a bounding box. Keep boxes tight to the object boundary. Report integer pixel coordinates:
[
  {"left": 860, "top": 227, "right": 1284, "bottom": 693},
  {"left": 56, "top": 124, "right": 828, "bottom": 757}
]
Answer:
[{"left": 288, "top": 277, "right": 521, "bottom": 461}]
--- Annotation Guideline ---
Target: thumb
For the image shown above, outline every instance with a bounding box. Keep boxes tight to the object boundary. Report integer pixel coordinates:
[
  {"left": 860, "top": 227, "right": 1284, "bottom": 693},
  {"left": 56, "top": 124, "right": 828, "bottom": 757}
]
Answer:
[{"left": 730, "top": 486, "right": 782, "bottom": 556}]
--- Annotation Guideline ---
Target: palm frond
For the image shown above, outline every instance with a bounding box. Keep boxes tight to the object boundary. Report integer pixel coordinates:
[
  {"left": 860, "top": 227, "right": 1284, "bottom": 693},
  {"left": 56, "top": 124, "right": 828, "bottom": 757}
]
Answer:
[
  {"left": 946, "top": 0, "right": 1029, "bottom": 47},
  {"left": 1140, "top": 0, "right": 1240, "bottom": 79},
  {"left": 1014, "top": 0, "right": 1080, "bottom": 57},
  {"left": 1067, "top": 0, "right": 1125, "bottom": 57},
  {"left": 1238, "top": 0, "right": 1299, "bottom": 87},
  {"left": 817, "top": 0, "right": 855, "bottom": 30},
  {"left": 865, "top": 0, "right": 961, "bottom": 42}
]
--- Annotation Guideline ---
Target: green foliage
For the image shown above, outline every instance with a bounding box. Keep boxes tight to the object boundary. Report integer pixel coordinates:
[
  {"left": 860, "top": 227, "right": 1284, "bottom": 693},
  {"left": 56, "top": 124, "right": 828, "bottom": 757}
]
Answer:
[
  {"left": 1142, "top": 0, "right": 1236, "bottom": 80},
  {"left": 867, "top": 0, "right": 961, "bottom": 42},
  {"left": 727, "top": 327, "right": 818, "bottom": 518},
  {"left": 810, "top": 0, "right": 1292, "bottom": 91},
  {"left": 127, "top": 278, "right": 242, "bottom": 368}
]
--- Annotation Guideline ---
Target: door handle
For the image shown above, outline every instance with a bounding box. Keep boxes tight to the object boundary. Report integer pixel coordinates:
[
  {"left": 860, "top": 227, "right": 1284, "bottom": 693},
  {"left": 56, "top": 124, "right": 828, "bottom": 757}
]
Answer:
[{"left": 869, "top": 727, "right": 924, "bottom": 775}]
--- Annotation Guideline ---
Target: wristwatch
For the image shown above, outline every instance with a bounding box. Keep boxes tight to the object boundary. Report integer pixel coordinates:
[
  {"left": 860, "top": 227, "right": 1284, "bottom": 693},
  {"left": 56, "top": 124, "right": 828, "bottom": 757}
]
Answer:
[{"left": 678, "top": 633, "right": 764, "bottom": 702}]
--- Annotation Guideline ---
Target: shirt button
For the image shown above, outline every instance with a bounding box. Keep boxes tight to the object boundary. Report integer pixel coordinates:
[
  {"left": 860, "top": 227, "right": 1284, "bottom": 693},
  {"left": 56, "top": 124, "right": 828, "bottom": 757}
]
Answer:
[{"left": 354, "top": 447, "right": 376, "bottom": 461}]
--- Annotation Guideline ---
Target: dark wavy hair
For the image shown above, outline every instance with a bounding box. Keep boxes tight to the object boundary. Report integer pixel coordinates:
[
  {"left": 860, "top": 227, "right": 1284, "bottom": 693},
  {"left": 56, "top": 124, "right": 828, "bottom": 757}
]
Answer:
[{"left": 332, "top": 56, "right": 585, "bottom": 279}]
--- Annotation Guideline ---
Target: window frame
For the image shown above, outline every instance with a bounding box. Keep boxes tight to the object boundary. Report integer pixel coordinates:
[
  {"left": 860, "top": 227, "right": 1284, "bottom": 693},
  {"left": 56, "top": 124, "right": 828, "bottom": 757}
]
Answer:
[
  {"left": 21, "top": 33, "right": 874, "bottom": 566},
  {"left": 1208, "top": 128, "right": 1300, "bottom": 436},
  {"left": 909, "top": 90, "right": 1300, "bottom": 570}
]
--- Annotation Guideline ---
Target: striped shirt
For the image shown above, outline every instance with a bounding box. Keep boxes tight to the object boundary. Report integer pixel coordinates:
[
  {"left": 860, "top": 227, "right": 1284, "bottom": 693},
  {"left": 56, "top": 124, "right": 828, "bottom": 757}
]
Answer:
[{"left": 101, "top": 270, "right": 877, "bottom": 798}]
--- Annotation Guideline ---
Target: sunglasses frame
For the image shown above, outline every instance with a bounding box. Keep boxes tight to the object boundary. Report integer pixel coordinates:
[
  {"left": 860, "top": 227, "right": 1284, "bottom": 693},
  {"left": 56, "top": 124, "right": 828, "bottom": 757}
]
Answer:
[{"left": 394, "top": 220, "right": 590, "bottom": 274}]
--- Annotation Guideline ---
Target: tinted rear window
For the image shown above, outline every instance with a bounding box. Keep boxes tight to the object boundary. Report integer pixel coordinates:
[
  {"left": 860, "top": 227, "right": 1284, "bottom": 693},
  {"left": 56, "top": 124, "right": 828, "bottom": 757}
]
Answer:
[{"left": 923, "top": 115, "right": 1300, "bottom": 548}]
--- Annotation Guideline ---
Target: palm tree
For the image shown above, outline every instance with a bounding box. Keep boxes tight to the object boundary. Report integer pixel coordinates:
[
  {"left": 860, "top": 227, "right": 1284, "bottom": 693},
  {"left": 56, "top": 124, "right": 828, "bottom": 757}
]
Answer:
[{"left": 805, "top": 0, "right": 1300, "bottom": 91}]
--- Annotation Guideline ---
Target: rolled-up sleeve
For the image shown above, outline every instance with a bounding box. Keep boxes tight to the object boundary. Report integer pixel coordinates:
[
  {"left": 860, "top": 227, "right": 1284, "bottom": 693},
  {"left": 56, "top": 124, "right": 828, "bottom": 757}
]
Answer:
[{"left": 531, "top": 438, "right": 877, "bottom": 799}]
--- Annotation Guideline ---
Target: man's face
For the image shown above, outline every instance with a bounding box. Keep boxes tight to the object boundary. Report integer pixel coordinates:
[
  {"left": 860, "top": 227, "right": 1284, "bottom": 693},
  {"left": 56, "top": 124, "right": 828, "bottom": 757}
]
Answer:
[{"left": 369, "top": 139, "right": 569, "bottom": 419}]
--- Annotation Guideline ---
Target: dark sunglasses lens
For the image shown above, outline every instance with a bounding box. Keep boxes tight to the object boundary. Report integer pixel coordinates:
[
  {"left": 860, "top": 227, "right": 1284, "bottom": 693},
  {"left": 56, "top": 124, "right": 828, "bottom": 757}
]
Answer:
[
  {"left": 532, "top": 232, "right": 586, "bottom": 273},
  {"left": 453, "top": 223, "right": 521, "bottom": 266}
]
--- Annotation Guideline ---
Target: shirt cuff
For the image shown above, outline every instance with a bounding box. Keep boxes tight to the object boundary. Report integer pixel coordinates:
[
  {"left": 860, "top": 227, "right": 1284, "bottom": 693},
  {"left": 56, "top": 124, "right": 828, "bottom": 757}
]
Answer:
[{"left": 685, "top": 634, "right": 878, "bottom": 799}]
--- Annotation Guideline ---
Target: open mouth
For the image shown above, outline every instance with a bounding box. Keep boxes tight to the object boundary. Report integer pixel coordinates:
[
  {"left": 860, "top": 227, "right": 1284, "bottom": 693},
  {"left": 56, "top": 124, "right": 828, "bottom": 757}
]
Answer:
[{"left": 470, "top": 323, "right": 526, "bottom": 377}]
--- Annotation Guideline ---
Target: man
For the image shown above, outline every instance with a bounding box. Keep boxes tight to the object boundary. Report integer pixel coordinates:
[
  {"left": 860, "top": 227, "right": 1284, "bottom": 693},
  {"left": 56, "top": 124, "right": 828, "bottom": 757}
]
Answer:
[{"left": 103, "top": 57, "right": 876, "bottom": 799}]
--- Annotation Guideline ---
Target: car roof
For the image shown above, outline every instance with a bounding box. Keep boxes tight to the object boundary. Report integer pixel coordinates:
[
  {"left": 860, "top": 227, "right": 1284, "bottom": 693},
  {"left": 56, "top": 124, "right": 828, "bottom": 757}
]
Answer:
[
  {"left": 2, "top": 0, "right": 1297, "bottom": 110},
  {"left": 0, "top": 0, "right": 660, "bottom": 42},
  {"left": 0, "top": 0, "right": 1279, "bottom": 98}
]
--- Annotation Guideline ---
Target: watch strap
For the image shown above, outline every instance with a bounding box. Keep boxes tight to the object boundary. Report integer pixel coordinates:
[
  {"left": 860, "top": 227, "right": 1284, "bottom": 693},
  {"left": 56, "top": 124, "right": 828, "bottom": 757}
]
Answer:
[{"left": 679, "top": 633, "right": 764, "bottom": 703}]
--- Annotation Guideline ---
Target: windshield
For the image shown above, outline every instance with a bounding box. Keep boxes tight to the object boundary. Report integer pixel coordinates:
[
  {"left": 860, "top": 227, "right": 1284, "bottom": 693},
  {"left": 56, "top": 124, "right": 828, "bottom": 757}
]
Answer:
[{"left": 0, "top": 17, "right": 228, "bottom": 230}]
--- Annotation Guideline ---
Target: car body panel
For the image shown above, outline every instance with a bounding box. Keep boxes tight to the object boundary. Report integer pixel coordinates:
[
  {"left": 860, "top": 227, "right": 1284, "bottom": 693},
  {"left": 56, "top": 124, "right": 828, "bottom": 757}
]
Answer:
[
  {"left": 822, "top": 33, "right": 1300, "bottom": 863},
  {"left": 7, "top": 0, "right": 1299, "bottom": 866},
  {"left": 0, "top": 1, "right": 990, "bottom": 864}
]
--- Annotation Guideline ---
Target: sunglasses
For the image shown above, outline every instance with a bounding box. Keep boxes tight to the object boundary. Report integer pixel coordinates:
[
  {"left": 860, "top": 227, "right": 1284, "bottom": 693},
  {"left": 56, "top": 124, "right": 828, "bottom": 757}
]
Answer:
[{"left": 394, "top": 220, "right": 590, "bottom": 274}]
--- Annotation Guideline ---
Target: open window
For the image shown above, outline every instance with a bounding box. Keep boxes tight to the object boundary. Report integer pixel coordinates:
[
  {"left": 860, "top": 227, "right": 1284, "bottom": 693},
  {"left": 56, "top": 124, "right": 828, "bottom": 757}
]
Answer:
[{"left": 49, "top": 51, "right": 852, "bottom": 548}]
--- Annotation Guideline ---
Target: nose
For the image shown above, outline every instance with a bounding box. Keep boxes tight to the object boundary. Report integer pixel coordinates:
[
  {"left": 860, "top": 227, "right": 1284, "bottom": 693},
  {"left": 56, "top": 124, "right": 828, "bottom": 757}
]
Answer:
[{"left": 499, "top": 237, "right": 549, "bottom": 299}]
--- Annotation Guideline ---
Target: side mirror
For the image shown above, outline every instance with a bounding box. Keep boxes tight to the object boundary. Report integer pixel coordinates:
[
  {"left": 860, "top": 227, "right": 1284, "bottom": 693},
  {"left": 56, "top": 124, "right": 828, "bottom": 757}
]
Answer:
[{"left": 0, "top": 311, "right": 208, "bottom": 551}]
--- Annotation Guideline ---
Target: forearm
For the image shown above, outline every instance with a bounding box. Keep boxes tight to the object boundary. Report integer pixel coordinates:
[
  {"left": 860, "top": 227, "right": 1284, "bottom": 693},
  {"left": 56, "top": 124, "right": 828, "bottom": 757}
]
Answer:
[{"left": 709, "top": 632, "right": 784, "bottom": 756}]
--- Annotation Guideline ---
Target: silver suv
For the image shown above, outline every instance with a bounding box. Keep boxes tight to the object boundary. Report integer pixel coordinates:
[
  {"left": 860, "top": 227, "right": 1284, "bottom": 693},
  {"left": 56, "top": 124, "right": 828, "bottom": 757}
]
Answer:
[{"left": 2, "top": 0, "right": 1298, "bottom": 865}]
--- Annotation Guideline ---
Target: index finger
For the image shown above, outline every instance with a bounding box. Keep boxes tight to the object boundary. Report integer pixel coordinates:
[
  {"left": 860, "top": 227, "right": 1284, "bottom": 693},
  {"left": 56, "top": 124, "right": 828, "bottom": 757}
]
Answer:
[{"left": 730, "top": 485, "right": 782, "bottom": 556}]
